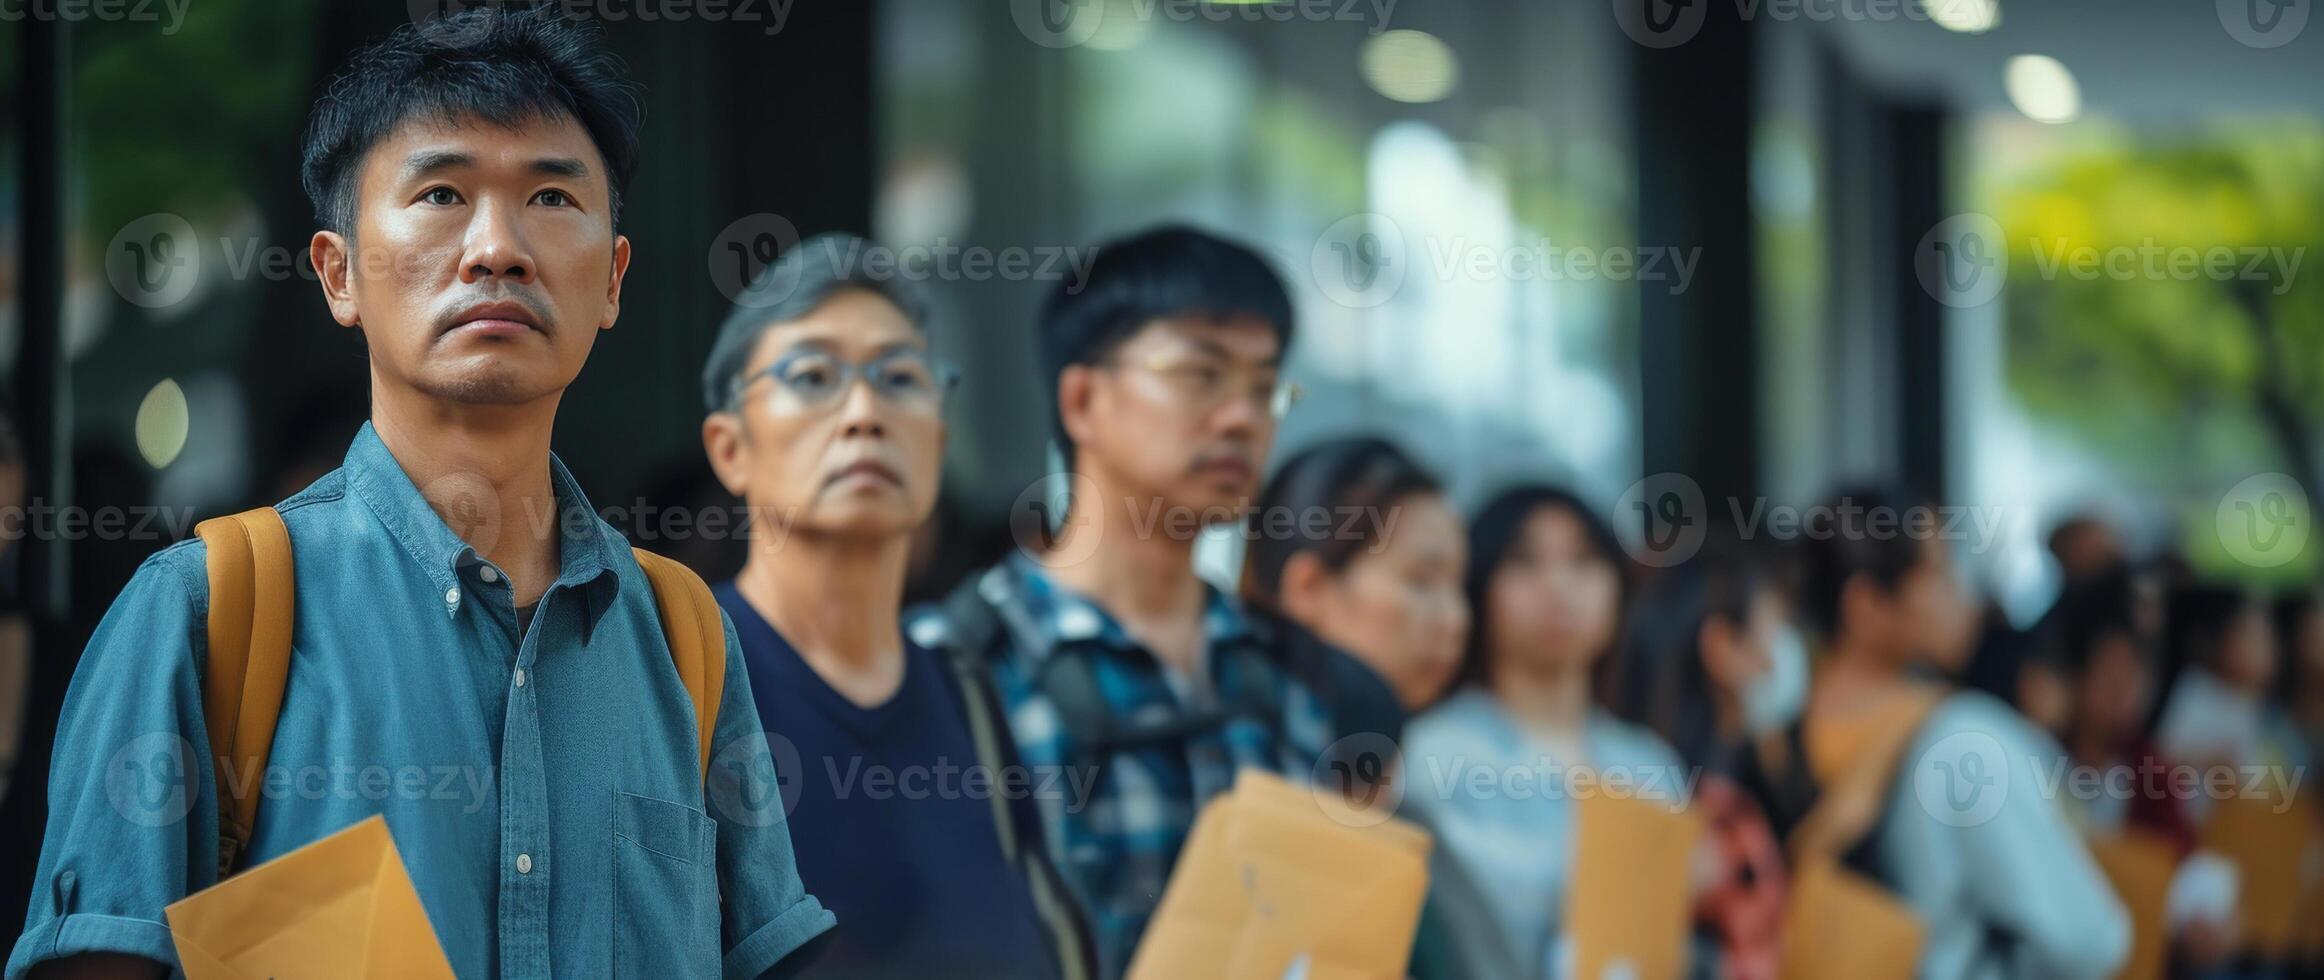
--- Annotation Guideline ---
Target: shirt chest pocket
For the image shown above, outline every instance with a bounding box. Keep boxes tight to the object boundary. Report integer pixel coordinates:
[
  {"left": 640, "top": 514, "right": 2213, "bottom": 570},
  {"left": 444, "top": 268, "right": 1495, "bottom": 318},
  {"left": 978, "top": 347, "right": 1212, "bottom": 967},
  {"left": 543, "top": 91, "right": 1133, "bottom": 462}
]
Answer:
[{"left": 613, "top": 791, "right": 719, "bottom": 979}]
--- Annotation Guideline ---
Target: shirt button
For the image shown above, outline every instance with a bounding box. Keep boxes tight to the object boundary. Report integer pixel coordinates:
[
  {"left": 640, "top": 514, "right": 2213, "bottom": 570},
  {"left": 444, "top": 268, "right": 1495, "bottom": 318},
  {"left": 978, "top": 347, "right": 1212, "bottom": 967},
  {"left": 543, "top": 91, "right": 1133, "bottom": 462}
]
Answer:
[
  {"left": 445, "top": 586, "right": 461, "bottom": 606},
  {"left": 479, "top": 565, "right": 500, "bottom": 584},
  {"left": 516, "top": 853, "right": 532, "bottom": 875},
  {"left": 513, "top": 668, "right": 527, "bottom": 688}
]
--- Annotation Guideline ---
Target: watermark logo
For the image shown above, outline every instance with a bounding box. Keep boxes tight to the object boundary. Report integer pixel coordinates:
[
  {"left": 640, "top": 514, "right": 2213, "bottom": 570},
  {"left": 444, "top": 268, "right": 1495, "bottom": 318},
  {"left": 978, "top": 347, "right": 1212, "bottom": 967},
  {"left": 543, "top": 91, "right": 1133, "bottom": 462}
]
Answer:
[
  {"left": 1310, "top": 213, "right": 1408, "bottom": 309},
  {"left": 409, "top": 0, "right": 504, "bottom": 47},
  {"left": 1310, "top": 732, "right": 1405, "bottom": 828},
  {"left": 1613, "top": 0, "right": 1707, "bottom": 47},
  {"left": 106, "top": 732, "right": 197, "bottom": 828},
  {"left": 2217, "top": 472, "right": 2310, "bottom": 569},
  {"left": 1614, "top": 472, "right": 1708, "bottom": 567},
  {"left": 1912, "top": 729, "right": 2010, "bottom": 827},
  {"left": 419, "top": 471, "right": 504, "bottom": 559},
  {"left": 1916, "top": 212, "right": 2008, "bottom": 308},
  {"left": 707, "top": 731, "right": 804, "bottom": 827},
  {"left": 1011, "top": 0, "right": 1107, "bottom": 48},
  {"left": 1309, "top": 215, "right": 1704, "bottom": 310},
  {"left": 708, "top": 212, "right": 805, "bottom": 309},
  {"left": 1, "top": 0, "right": 189, "bottom": 34},
  {"left": 412, "top": 0, "right": 795, "bottom": 42},
  {"left": 1011, "top": 472, "right": 1104, "bottom": 568},
  {"left": 105, "top": 213, "right": 201, "bottom": 310},
  {"left": 2217, "top": 0, "right": 2308, "bottom": 48}
]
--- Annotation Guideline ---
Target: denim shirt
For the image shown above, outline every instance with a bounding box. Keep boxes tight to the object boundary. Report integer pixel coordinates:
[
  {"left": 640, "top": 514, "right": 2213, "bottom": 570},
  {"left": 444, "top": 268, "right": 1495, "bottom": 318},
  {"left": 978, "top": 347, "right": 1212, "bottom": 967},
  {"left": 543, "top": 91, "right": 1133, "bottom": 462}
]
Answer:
[{"left": 7, "top": 422, "right": 834, "bottom": 979}]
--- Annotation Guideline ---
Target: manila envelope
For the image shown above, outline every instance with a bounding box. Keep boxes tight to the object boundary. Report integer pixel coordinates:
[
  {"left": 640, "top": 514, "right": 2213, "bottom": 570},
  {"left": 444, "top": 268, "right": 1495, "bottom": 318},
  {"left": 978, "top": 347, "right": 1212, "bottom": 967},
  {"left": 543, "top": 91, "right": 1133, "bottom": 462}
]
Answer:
[
  {"left": 1128, "top": 769, "right": 1432, "bottom": 980},
  {"left": 2201, "top": 794, "right": 2318, "bottom": 957},
  {"left": 1777, "top": 856, "right": 1922, "bottom": 980},
  {"left": 1567, "top": 792, "right": 1705, "bottom": 980},
  {"left": 166, "top": 814, "right": 454, "bottom": 979},
  {"left": 2086, "top": 831, "right": 2178, "bottom": 980}
]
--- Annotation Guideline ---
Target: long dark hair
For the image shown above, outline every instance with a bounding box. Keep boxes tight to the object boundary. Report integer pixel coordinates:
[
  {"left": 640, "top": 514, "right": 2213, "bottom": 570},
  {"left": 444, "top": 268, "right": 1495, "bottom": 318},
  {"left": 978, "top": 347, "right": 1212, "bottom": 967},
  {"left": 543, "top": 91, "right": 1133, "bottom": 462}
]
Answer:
[
  {"left": 1457, "top": 485, "right": 1628, "bottom": 692},
  {"left": 1241, "top": 436, "right": 1442, "bottom": 613},
  {"left": 1610, "top": 536, "right": 1771, "bottom": 767}
]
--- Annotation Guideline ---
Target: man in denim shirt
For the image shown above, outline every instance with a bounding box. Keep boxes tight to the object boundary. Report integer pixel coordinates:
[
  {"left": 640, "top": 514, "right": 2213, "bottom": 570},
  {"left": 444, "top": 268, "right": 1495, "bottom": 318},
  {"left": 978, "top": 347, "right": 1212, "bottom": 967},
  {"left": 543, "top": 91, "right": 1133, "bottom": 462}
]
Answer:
[
  {"left": 8, "top": 8, "right": 832, "bottom": 978},
  {"left": 907, "top": 226, "right": 1333, "bottom": 977}
]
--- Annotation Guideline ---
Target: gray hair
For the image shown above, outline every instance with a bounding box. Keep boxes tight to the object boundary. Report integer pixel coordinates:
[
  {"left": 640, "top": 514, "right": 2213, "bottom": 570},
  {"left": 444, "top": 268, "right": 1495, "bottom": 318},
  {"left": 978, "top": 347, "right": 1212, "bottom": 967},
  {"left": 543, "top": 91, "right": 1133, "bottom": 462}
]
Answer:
[{"left": 699, "top": 231, "right": 933, "bottom": 413}]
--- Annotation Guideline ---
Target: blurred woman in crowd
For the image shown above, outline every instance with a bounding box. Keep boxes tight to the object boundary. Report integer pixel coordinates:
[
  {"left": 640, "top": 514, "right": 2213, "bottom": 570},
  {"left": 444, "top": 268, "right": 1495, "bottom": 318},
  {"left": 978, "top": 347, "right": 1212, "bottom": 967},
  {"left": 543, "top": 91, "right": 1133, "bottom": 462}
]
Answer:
[
  {"left": 1240, "top": 436, "right": 1520, "bottom": 980},
  {"left": 2155, "top": 586, "right": 2293, "bottom": 779},
  {"left": 2270, "top": 590, "right": 2323, "bottom": 772},
  {"left": 1611, "top": 535, "right": 1802, "bottom": 980},
  {"left": 1778, "top": 485, "right": 2128, "bottom": 979},
  {"left": 1402, "top": 485, "right": 1686, "bottom": 978},
  {"left": 2047, "top": 573, "right": 2240, "bottom": 972},
  {"left": 1242, "top": 436, "right": 1469, "bottom": 737}
]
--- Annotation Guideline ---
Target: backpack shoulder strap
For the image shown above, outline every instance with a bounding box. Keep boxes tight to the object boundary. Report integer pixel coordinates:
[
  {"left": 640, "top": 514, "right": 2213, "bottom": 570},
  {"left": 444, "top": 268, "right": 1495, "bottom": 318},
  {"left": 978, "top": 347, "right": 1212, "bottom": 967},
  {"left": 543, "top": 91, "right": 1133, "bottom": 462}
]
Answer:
[
  {"left": 1788, "top": 685, "right": 1948, "bottom": 865},
  {"left": 633, "top": 548, "right": 726, "bottom": 784},
  {"left": 195, "top": 507, "right": 296, "bottom": 878},
  {"left": 927, "top": 577, "right": 1098, "bottom": 980}
]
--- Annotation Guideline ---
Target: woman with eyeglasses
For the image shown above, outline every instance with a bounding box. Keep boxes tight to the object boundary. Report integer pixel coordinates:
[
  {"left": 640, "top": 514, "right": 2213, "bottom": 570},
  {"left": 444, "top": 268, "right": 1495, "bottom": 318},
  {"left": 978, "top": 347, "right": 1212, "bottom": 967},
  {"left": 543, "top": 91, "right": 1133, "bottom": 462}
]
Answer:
[{"left": 698, "top": 234, "right": 1091, "bottom": 980}]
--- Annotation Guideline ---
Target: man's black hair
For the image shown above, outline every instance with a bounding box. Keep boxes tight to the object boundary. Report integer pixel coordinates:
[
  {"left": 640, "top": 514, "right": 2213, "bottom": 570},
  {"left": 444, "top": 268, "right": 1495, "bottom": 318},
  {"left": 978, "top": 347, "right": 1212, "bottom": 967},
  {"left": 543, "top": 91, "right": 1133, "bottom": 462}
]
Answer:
[
  {"left": 301, "top": 5, "right": 643, "bottom": 235},
  {"left": 1038, "top": 225, "right": 1294, "bottom": 467}
]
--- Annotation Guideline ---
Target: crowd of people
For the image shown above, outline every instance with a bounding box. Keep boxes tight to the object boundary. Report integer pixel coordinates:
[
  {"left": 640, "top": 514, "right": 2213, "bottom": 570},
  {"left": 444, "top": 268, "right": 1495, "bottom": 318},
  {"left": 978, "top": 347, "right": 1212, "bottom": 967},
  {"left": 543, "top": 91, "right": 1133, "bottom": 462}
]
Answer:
[{"left": 7, "top": 6, "right": 2322, "bottom": 979}]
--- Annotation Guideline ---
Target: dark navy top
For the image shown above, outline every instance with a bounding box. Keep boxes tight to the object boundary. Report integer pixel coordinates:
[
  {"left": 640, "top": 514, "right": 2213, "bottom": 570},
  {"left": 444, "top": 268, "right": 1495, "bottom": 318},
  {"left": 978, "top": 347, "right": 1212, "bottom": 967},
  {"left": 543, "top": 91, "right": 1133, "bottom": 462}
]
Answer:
[{"left": 716, "top": 581, "right": 1060, "bottom": 980}]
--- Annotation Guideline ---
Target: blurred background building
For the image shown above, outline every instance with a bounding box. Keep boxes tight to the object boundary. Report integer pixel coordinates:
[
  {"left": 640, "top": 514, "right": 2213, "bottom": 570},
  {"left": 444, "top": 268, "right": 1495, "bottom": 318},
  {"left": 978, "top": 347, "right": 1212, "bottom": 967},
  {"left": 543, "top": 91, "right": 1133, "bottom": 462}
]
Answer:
[{"left": 0, "top": 0, "right": 2318, "bottom": 950}]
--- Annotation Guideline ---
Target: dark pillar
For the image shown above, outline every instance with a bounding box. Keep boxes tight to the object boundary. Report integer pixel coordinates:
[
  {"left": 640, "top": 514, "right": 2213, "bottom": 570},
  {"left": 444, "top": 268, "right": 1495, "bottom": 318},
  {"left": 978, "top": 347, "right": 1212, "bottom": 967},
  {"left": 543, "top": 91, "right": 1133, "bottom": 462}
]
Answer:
[
  {"left": 1630, "top": 0, "right": 1761, "bottom": 515},
  {"left": 1891, "top": 104, "right": 1948, "bottom": 498}
]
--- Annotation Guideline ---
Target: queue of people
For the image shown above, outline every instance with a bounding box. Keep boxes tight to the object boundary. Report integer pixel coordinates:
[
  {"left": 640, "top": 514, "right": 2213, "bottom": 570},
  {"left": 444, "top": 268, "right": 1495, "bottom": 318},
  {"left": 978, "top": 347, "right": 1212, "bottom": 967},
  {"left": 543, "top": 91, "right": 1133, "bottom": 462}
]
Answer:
[{"left": 7, "top": 5, "right": 2322, "bottom": 979}]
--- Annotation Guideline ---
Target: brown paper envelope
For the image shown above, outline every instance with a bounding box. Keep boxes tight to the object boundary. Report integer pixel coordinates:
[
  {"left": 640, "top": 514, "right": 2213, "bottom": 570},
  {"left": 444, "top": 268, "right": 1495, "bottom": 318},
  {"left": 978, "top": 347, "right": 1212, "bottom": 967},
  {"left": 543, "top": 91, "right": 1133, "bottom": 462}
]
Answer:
[
  {"left": 1129, "top": 775, "right": 1433, "bottom": 980},
  {"left": 2086, "top": 831, "right": 2178, "bottom": 980},
  {"left": 1568, "top": 792, "right": 1704, "bottom": 980},
  {"left": 2202, "top": 794, "right": 2316, "bottom": 956},
  {"left": 1219, "top": 794, "right": 1430, "bottom": 963},
  {"left": 1231, "top": 769, "right": 1433, "bottom": 859},
  {"left": 165, "top": 814, "right": 454, "bottom": 979},
  {"left": 1219, "top": 853, "right": 1425, "bottom": 980},
  {"left": 1778, "top": 857, "right": 1921, "bottom": 980}
]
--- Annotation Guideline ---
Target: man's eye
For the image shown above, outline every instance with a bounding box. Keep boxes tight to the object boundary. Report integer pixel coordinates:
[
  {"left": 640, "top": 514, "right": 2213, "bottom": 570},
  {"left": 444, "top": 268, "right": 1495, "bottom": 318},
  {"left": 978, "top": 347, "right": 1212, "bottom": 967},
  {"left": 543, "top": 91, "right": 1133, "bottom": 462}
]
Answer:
[
  {"left": 422, "top": 187, "right": 462, "bottom": 207},
  {"left": 535, "top": 189, "right": 571, "bottom": 208}
]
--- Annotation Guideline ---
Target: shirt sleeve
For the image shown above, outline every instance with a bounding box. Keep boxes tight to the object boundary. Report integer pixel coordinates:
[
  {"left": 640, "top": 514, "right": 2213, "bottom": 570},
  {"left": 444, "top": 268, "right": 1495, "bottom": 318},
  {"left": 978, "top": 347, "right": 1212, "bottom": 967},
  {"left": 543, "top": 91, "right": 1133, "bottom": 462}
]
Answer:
[
  {"left": 1940, "top": 698, "right": 2132, "bottom": 979},
  {"left": 6, "top": 543, "right": 220, "bottom": 979},
  {"left": 705, "top": 608, "right": 836, "bottom": 980}
]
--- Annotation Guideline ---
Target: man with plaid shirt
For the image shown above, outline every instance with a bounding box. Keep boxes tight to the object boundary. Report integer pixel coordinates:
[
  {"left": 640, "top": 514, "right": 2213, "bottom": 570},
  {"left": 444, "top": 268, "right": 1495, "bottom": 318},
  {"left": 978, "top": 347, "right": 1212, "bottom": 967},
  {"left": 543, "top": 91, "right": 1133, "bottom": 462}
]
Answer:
[{"left": 907, "top": 226, "right": 1331, "bottom": 978}]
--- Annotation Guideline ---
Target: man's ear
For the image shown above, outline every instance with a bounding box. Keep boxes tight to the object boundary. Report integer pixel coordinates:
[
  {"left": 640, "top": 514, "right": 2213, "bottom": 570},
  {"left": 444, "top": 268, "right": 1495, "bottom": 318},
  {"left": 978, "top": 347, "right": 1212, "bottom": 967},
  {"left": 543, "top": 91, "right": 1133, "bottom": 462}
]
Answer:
[
  {"left": 312, "top": 230, "right": 360, "bottom": 328},
  {"left": 601, "top": 234, "right": 631, "bottom": 331},
  {"left": 702, "top": 412, "right": 750, "bottom": 498},
  {"left": 1278, "top": 551, "right": 1334, "bottom": 626},
  {"left": 1056, "top": 364, "right": 1098, "bottom": 452}
]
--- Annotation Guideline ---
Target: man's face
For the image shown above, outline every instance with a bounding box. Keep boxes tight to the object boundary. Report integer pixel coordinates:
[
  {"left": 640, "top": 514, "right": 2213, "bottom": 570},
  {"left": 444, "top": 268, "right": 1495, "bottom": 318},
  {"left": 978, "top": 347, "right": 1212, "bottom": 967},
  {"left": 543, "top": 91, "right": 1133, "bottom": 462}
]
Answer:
[
  {"left": 703, "top": 289, "right": 946, "bottom": 543},
  {"left": 1062, "top": 315, "right": 1283, "bottom": 522},
  {"left": 313, "top": 112, "right": 630, "bottom": 406}
]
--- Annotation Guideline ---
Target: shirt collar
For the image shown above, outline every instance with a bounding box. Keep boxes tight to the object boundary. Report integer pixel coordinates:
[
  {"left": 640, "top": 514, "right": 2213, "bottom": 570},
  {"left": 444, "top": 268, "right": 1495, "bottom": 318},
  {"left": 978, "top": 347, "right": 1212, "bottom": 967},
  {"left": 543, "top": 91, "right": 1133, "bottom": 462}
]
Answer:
[
  {"left": 994, "top": 550, "right": 1256, "bottom": 665},
  {"left": 341, "top": 421, "right": 623, "bottom": 639}
]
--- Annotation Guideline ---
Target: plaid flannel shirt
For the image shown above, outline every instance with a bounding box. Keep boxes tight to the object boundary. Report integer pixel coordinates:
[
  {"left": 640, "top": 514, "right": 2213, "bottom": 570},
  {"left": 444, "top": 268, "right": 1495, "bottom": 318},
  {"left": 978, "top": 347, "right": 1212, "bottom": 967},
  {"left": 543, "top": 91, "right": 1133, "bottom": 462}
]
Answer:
[{"left": 906, "top": 551, "right": 1333, "bottom": 979}]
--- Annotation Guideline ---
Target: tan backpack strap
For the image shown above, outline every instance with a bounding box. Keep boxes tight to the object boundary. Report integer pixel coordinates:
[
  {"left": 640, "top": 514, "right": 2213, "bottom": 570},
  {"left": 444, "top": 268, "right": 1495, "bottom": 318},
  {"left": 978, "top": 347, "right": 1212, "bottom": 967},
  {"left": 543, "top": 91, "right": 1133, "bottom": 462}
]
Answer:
[
  {"left": 634, "top": 548, "right": 726, "bottom": 783},
  {"left": 195, "top": 507, "right": 295, "bottom": 878},
  {"left": 1789, "top": 686, "right": 1946, "bottom": 865}
]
